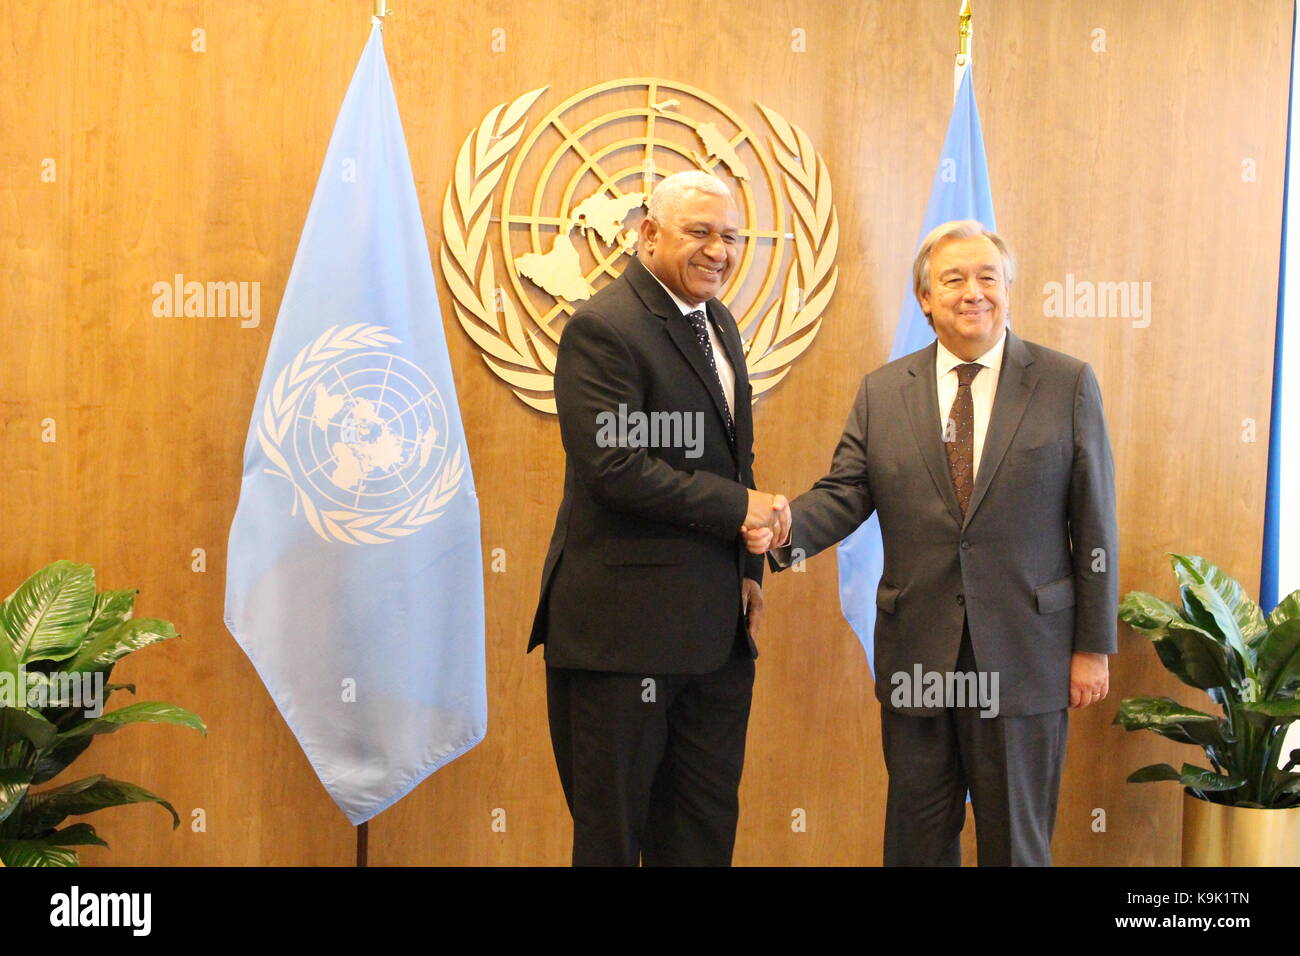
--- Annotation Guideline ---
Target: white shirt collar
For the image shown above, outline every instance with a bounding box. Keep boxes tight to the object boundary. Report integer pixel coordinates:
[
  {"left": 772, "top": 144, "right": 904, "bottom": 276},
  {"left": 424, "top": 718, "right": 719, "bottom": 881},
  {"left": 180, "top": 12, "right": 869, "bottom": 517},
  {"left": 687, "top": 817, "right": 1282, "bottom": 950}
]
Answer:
[
  {"left": 642, "top": 259, "right": 704, "bottom": 316},
  {"left": 936, "top": 328, "right": 1007, "bottom": 377}
]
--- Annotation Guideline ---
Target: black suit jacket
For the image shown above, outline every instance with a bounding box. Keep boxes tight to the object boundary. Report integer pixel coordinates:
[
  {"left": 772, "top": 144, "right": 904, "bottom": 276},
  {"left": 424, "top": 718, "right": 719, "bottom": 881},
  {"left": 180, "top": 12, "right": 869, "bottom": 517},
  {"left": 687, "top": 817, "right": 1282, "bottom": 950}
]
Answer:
[
  {"left": 770, "top": 330, "right": 1118, "bottom": 716},
  {"left": 528, "top": 256, "right": 764, "bottom": 674}
]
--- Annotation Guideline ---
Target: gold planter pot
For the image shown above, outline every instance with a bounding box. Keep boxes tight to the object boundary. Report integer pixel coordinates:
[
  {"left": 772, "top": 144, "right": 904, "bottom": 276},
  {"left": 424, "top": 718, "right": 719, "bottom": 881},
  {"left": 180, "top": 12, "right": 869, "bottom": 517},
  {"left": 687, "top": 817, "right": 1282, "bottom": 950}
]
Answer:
[{"left": 1183, "top": 789, "right": 1300, "bottom": 866}]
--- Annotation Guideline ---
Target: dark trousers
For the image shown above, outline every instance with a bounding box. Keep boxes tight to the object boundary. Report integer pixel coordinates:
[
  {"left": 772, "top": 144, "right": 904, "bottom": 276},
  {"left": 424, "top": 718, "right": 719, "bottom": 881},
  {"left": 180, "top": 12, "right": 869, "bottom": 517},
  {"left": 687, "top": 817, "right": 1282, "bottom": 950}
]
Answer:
[
  {"left": 546, "top": 649, "right": 755, "bottom": 867},
  {"left": 879, "top": 623, "right": 1069, "bottom": 866}
]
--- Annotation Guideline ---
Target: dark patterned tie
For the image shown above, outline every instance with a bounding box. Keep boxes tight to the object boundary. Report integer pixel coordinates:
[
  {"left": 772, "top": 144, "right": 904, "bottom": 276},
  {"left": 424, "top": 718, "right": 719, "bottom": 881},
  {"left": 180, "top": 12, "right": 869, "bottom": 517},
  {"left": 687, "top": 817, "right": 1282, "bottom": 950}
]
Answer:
[
  {"left": 945, "top": 363, "right": 983, "bottom": 516},
  {"left": 685, "top": 309, "right": 735, "bottom": 445}
]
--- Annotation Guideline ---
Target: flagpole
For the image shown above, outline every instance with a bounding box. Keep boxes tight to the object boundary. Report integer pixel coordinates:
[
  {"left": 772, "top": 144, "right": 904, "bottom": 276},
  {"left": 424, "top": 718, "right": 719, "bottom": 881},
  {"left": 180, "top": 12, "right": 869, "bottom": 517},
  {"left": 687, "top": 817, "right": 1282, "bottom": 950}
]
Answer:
[
  {"left": 354, "top": 0, "right": 387, "bottom": 866},
  {"left": 954, "top": 0, "right": 973, "bottom": 100},
  {"left": 358, "top": 0, "right": 382, "bottom": 868}
]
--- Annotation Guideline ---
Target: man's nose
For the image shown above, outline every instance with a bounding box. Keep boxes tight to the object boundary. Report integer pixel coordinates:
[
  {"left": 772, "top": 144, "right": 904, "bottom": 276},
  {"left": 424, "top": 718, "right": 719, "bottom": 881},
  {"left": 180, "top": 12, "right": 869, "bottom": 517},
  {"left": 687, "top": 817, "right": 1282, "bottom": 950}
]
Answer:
[
  {"left": 702, "top": 234, "right": 726, "bottom": 259},
  {"left": 961, "top": 277, "right": 984, "bottom": 299}
]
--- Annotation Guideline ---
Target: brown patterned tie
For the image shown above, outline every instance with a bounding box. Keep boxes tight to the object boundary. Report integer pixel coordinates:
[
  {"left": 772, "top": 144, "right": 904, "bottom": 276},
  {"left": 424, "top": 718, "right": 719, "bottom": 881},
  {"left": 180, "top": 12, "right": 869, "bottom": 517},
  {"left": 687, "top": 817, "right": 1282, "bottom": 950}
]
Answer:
[{"left": 945, "top": 363, "right": 983, "bottom": 516}]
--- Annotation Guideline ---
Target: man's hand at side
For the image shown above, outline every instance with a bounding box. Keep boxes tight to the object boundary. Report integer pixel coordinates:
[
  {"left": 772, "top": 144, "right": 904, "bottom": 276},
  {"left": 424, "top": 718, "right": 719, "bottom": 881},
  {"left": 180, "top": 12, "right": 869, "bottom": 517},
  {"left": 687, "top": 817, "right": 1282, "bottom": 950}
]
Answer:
[
  {"left": 742, "top": 578, "right": 764, "bottom": 639},
  {"left": 1069, "top": 651, "right": 1109, "bottom": 709}
]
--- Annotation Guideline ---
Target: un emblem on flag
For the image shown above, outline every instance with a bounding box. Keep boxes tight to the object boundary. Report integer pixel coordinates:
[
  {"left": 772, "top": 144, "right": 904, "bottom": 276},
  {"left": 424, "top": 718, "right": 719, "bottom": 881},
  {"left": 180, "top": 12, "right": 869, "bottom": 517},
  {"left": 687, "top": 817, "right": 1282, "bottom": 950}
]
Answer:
[
  {"left": 439, "top": 78, "right": 839, "bottom": 414},
  {"left": 256, "top": 324, "right": 466, "bottom": 545}
]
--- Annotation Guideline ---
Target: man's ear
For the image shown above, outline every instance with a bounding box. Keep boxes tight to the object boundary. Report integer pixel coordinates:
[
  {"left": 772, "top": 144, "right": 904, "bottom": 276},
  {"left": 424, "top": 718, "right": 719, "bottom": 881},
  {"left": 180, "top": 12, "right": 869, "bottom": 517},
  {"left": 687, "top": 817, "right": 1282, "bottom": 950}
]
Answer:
[{"left": 639, "top": 216, "right": 659, "bottom": 253}]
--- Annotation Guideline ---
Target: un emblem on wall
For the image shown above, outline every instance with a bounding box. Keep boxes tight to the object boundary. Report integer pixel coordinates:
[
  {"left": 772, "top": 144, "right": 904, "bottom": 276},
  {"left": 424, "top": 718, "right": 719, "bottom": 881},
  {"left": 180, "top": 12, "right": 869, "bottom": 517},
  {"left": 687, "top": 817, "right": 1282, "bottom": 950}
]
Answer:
[
  {"left": 257, "top": 324, "right": 465, "bottom": 545},
  {"left": 439, "top": 78, "right": 839, "bottom": 414}
]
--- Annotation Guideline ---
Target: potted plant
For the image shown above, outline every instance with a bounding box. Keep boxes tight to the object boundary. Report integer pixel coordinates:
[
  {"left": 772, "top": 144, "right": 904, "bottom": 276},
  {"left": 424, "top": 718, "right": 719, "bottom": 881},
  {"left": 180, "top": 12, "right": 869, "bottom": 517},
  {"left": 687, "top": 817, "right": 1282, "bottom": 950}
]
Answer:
[
  {"left": 0, "top": 560, "right": 206, "bottom": 866},
  {"left": 1114, "top": 553, "right": 1300, "bottom": 865}
]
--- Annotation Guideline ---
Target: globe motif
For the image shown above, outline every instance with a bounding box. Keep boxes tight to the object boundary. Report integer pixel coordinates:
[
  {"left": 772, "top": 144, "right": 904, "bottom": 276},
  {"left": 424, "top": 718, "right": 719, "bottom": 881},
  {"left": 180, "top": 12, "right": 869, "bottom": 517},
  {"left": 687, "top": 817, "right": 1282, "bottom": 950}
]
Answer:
[
  {"left": 293, "top": 352, "right": 448, "bottom": 513},
  {"left": 499, "top": 78, "right": 789, "bottom": 346},
  {"left": 440, "top": 78, "right": 839, "bottom": 415}
]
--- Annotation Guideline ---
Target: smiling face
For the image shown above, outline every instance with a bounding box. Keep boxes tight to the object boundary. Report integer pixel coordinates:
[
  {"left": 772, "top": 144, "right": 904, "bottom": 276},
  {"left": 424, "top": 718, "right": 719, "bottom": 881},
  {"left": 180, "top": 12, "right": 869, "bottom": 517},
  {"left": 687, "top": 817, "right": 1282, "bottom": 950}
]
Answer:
[
  {"left": 638, "top": 188, "right": 740, "bottom": 307},
  {"left": 919, "top": 234, "right": 1010, "bottom": 361}
]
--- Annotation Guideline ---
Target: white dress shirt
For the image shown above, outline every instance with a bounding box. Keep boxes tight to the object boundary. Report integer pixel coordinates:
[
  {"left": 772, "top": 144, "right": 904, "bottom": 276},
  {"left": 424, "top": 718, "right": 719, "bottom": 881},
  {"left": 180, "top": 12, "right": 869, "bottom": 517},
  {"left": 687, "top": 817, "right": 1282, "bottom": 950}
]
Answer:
[
  {"left": 935, "top": 330, "right": 1006, "bottom": 480},
  {"left": 644, "top": 267, "right": 736, "bottom": 417}
]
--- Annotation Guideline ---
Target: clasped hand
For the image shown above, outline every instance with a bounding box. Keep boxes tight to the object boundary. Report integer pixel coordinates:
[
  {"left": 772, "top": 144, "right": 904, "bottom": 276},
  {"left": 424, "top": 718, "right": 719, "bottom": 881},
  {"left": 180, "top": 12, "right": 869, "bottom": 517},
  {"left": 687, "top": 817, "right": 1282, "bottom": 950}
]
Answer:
[{"left": 741, "top": 491, "right": 792, "bottom": 555}]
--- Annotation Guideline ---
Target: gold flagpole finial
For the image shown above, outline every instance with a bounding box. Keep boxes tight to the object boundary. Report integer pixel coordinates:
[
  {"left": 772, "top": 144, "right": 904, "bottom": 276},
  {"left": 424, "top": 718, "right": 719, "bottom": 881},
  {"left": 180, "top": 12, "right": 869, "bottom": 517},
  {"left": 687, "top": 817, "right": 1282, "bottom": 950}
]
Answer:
[
  {"left": 374, "top": 0, "right": 389, "bottom": 17},
  {"left": 956, "top": 0, "right": 973, "bottom": 67}
]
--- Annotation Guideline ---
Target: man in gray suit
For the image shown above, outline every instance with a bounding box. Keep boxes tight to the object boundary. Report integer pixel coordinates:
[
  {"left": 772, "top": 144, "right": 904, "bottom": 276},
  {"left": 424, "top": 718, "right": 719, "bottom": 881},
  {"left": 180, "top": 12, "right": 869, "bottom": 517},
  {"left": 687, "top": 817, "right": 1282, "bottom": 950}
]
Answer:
[{"left": 748, "top": 220, "right": 1117, "bottom": 866}]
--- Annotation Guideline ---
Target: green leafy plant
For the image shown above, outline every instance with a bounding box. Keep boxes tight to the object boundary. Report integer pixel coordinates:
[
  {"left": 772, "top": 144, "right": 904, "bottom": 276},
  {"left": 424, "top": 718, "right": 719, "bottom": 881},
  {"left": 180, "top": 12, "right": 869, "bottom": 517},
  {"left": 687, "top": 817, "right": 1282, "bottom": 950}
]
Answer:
[
  {"left": 0, "top": 560, "right": 206, "bottom": 865},
  {"left": 1115, "top": 553, "right": 1300, "bottom": 808}
]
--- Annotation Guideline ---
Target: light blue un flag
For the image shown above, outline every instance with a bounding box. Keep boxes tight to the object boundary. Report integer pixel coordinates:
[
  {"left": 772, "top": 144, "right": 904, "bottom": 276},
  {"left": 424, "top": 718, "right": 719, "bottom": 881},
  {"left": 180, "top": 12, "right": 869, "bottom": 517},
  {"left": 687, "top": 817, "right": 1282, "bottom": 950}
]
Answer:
[
  {"left": 836, "top": 67, "right": 996, "bottom": 673},
  {"left": 224, "top": 23, "right": 486, "bottom": 825}
]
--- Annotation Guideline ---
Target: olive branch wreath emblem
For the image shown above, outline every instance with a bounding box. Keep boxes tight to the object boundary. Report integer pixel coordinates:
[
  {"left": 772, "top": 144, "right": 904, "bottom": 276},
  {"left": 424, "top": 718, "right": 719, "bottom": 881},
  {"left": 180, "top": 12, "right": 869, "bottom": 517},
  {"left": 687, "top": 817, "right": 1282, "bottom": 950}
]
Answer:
[
  {"left": 257, "top": 323, "right": 465, "bottom": 546},
  {"left": 439, "top": 84, "right": 838, "bottom": 414}
]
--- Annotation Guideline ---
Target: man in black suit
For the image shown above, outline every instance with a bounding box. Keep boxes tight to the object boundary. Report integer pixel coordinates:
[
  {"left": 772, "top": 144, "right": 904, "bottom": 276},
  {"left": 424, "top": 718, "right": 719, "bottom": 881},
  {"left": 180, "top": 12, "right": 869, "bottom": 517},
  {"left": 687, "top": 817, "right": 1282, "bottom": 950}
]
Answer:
[
  {"left": 748, "top": 221, "right": 1118, "bottom": 865},
  {"left": 528, "top": 171, "right": 789, "bottom": 866}
]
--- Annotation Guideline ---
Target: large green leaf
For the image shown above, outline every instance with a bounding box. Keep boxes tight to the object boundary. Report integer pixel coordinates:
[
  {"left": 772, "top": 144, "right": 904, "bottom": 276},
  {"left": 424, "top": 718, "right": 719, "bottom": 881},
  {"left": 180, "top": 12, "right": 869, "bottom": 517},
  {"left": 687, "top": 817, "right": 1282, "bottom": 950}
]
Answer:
[
  {"left": 1173, "top": 554, "right": 1269, "bottom": 640},
  {"left": 0, "top": 562, "right": 95, "bottom": 665},
  {"left": 0, "top": 705, "right": 58, "bottom": 749},
  {"left": 57, "top": 701, "right": 207, "bottom": 740},
  {"left": 1256, "top": 618, "right": 1300, "bottom": 700},
  {"left": 1121, "top": 590, "right": 1237, "bottom": 690},
  {"left": 1120, "top": 591, "right": 1186, "bottom": 631},
  {"left": 1267, "top": 589, "right": 1300, "bottom": 631},
  {"left": 0, "top": 768, "right": 34, "bottom": 825},
  {"left": 1179, "top": 586, "right": 1247, "bottom": 669},
  {"left": 86, "top": 589, "right": 136, "bottom": 635},
  {"left": 64, "top": 618, "right": 178, "bottom": 674},
  {"left": 30, "top": 735, "right": 94, "bottom": 785},
  {"left": 1150, "top": 621, "right": 1237, "bottom": 690},
  {"left": 19, "top": 775, "right": 179, "bottom": 835},
  {"left": 0, "top": 837, "right": 80, "bottom": 866},
  {"left": 1127, "top": 762, "right": 1245, "bottom": 791},
  {"left": 45, "top": 822, "right": 108, "bottom": 848},
  {"left": 1113, "top": 697, "right": 1230, "bottom": 747},
  {"left": 1171, "top": 554, "right": 1259, "bottom": 664}
]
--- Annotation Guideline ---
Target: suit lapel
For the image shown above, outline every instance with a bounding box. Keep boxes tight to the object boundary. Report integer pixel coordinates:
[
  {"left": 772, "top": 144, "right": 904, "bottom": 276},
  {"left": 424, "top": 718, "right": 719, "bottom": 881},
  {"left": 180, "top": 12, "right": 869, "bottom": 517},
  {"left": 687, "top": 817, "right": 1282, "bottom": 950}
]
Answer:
[
  {"left": 963, "top": 329, "right": 1039, "bottom": 527},
  {"left": 902, "top": 343, "right": 964, "bottom": 525},
  {"left": 626, "top": 257, "right": 737, "bottom": 454}
]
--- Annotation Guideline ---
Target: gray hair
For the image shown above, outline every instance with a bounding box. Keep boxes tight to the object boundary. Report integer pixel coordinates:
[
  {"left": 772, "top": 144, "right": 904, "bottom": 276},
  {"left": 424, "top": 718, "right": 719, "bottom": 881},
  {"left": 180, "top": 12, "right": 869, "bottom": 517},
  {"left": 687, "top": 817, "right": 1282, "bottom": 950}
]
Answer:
[
  {"left": 912, "top": 219, "right": 1017, "bottom": 303},
  {"left": 647, "top": 170, "right": 734, "bottom": 223}
]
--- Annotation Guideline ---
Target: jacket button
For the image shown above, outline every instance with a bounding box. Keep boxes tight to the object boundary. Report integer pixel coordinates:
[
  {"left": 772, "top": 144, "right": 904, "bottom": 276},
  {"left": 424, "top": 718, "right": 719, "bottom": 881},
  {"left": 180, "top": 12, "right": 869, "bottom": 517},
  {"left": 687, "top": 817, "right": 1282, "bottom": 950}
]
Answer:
[
  {"left": 960, "top": 540, "right": 971, "bottom": 550},
  {"left": 956, "top": 594, "right": 965, "bottom": 606}
]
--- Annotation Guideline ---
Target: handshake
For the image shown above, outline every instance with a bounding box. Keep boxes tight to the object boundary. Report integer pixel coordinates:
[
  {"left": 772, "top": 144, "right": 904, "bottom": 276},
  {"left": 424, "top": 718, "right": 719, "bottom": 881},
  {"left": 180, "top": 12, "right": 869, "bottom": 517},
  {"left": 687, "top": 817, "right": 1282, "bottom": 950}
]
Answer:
[{"left": 741, "top": 490, "right": 793, "bottom": 555}]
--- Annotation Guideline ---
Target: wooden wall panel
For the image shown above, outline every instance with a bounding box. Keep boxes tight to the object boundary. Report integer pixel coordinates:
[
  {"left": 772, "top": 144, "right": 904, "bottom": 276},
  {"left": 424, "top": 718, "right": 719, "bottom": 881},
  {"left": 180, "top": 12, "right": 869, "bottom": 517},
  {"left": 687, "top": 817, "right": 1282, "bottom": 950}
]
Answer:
[{"left": 0, "top": 0, "right": 1289, "bottom": 866}]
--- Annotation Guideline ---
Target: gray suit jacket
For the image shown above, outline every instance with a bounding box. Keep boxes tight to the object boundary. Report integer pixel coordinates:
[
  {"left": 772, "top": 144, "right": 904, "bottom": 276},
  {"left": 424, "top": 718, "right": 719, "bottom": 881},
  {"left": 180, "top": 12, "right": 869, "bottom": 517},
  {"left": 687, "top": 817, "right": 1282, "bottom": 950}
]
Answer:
[{"left": 771, "top": 329, "right": 1118, "bottom": 716}]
